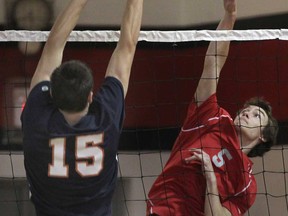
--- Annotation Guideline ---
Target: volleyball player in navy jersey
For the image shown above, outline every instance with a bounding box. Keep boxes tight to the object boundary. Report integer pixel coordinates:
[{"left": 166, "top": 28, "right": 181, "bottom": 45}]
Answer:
[
  {"left": 21, "top": 0, "right": 143, "bottom": 215},
  {"left": 147, "top": 0, "right": 278, "bottom": 215}
]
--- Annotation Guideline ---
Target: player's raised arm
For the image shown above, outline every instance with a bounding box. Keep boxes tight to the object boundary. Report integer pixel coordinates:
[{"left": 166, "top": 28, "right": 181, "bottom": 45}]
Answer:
[
  {"left": 105, "top": 0, "right": 143, "bottom": 98},
  {"left": 30, "top": 0, "right": 89, "bottom": 92},
  {"left": 195, "top": 0, "right": 237, "bottom": 107}
]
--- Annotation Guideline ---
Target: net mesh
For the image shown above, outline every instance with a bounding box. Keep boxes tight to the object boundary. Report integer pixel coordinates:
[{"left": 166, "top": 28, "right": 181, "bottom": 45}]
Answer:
[{"left": 0, "top": 30, "right": 287, "bottom": 216}]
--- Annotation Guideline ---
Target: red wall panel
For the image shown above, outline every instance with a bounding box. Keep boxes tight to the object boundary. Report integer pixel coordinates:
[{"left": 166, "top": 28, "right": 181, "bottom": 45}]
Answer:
[{"left": 0, "top": 40, "right": 287, "bottom": 129}]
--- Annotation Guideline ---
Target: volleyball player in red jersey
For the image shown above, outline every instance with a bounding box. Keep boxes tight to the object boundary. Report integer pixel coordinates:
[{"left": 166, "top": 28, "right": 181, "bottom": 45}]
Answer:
[{"left": 147, "top": 0, "right": 278, "bottom": 215}]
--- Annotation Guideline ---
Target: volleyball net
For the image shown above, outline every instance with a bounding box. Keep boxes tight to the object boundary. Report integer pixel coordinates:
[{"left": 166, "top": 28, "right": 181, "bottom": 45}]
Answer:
[{"left": 0, "top": 29, "right": 287, "bottom": 216}]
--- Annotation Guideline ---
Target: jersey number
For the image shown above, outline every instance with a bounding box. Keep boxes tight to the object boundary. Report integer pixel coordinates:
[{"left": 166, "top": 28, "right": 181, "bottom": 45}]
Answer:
[
  {"left": 48, "top": 134, "right": 104, "bottom": 178},
  {"left": 212, "top": 148, "right": 233, "bottom": 168}
]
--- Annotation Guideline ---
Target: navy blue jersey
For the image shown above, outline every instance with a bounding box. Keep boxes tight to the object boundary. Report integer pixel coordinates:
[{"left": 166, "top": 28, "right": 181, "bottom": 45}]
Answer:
[{"left": 21, "top": 77, "right": 124, "bottom": 216}]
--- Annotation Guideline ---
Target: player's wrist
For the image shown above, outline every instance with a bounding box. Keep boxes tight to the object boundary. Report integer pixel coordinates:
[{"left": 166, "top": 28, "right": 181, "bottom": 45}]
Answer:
[
  {"left": 205, "top": 171, "right": 217, "bottom": 184},
  {"left": 225, "top": 10, "right": 237, "bottom": 20}
]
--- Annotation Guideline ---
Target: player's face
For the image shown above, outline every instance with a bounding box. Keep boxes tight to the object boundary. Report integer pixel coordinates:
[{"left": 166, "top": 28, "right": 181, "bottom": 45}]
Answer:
[{"left": 234, "top": 105, "right": 269, "bottom": 144}]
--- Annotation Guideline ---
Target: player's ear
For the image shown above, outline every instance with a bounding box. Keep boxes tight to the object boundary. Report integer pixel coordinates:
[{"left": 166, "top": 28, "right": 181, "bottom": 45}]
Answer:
[{"left": 88, "top": 91, "right": 93, "bottom": 104}]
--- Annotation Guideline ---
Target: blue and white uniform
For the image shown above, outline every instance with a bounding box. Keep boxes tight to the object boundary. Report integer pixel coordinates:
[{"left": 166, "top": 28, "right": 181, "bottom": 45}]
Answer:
[{"left": 21, "top": 77, "right": 124, "bottom": 216}]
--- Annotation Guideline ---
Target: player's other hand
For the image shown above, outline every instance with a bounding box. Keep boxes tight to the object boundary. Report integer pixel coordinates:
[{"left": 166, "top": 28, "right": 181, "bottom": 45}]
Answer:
[{"left": 185, "top": 148, "right": 215, "bottom": 180}]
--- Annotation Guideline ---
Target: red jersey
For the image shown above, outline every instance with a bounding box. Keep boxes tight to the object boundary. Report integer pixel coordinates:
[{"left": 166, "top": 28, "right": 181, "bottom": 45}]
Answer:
[{"left": 147, "top": 94, "right": 256, "bottom": 216}]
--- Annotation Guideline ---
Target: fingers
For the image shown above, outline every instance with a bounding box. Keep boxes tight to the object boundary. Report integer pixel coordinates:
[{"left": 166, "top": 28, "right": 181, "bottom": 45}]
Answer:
[
  {"left": 223, "top": 0, "right": 237, "bottom": 14},
  {"left": 185, "top": 149, "right": 216, "bottom": 179},
  {"left": 184, "top": 148, "right": 209, "bottom": 164}
]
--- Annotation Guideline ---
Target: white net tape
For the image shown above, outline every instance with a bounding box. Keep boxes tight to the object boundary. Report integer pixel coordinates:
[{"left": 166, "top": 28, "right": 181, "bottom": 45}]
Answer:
[
  {"left": 1, "top": 29, "right": 288, "bottom": 42},
  {"left": 0, "top": 29, "right": 287, "bottom": 216}
]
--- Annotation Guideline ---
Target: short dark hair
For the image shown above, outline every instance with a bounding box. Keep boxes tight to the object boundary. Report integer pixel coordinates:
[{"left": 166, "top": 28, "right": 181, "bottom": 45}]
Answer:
[
  {"left": 241, "top": 97, "right": 278, "bottom": 157},
  {"left": 51, "top": 60, "right": 93, "bottom": 112}
]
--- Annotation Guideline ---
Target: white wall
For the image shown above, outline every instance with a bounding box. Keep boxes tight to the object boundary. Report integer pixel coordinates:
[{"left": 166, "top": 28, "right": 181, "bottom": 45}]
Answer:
[
  {"left": 116, "top": 147, "right": 288, "bottom": 216},
  {"left": 1, "top": 0, "right": 288, "bottom": 28},
  {"left": 181, "top": 0, "right": 288, "bottom": 26},
  {"left": 0, "top": 0, "right": 5, "bottom": 24},
  {"left": 1, "top": 146, "right": 287, "bottom": 215}
]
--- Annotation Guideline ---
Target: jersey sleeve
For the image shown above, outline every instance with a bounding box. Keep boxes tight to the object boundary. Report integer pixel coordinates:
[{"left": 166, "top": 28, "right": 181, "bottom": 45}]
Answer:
[
  {"left": 21, "top": 81, "right": 52, "bottom": 124},
  {"left": 221, "top": 186, "right": 257, "bottom": 216},
  {"left": 90, "top": 76, "right": 125, "bottom": 130},
  {"left": 182, "top": 94, "right": 220, "bottom": 129},
  {"left": 222, "top": 172, "right": 257, "bottom": 215},
  {"left": 25, "top": 81, "right": 51, "bottom": 107},
  {"left": 222, "top": 200, "right": 242, "bottom": 216}
]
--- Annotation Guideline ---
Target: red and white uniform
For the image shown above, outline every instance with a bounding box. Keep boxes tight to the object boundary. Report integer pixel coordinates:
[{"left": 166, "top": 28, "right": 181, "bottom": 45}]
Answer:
[{"left": 147, "top": 94, "right": 256, "bottom": 216}]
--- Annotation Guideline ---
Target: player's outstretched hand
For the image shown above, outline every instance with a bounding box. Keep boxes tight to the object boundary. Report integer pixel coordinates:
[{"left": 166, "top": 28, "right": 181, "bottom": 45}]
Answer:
[{"left": 223, "top": 0, "right": 237, "bottom": 15}]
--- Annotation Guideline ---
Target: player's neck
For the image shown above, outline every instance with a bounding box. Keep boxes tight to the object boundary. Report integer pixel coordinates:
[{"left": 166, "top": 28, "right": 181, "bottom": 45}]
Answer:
[
  {"left": 60, "top": 106, "right": 89, "bottom": 126},
  {"left": 238, "top": 134, "right": 259, "bottom": 155}
]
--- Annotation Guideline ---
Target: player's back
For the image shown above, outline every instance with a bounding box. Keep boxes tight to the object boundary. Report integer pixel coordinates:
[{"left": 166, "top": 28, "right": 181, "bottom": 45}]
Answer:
[{"left": 22, "top": 78, "right": 124, "bottom": 215}]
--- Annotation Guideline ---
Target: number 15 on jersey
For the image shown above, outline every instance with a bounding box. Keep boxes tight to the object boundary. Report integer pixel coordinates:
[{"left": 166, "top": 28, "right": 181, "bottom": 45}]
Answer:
[{"left": 48, "top": 133, "right": 104, "bottom": 178}]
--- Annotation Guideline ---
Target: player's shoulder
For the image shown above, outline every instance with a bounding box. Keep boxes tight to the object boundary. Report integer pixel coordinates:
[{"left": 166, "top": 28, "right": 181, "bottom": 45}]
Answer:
[
  {"left": 24, "top": 81, "right": 52, "bottom": 114},
  {"left": 28, "top": 81, "right": 50, "bottom": 98},
  {"left": 102, "top": 76, "right": 124, "bottom": 95},
  {"left": 92, "top": 77, "right": 124, "bottom": 111}
]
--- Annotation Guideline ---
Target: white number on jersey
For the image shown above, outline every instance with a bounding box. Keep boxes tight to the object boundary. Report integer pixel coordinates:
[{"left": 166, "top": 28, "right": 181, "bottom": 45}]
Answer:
[
  {"left": 212, "top": 148, "right": 233, "bottom": 168},
  {"left": 48, "top": 133, "right": 104, "bottom": 178}
]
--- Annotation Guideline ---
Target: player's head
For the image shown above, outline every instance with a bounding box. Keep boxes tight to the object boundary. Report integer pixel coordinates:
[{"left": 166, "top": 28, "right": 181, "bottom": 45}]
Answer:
[
  {"left": 234, "top": 97, "right": 278, "bottom": 157},
  {"left": 50, "top": 60, "right": 94, "bottom": 112}
]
